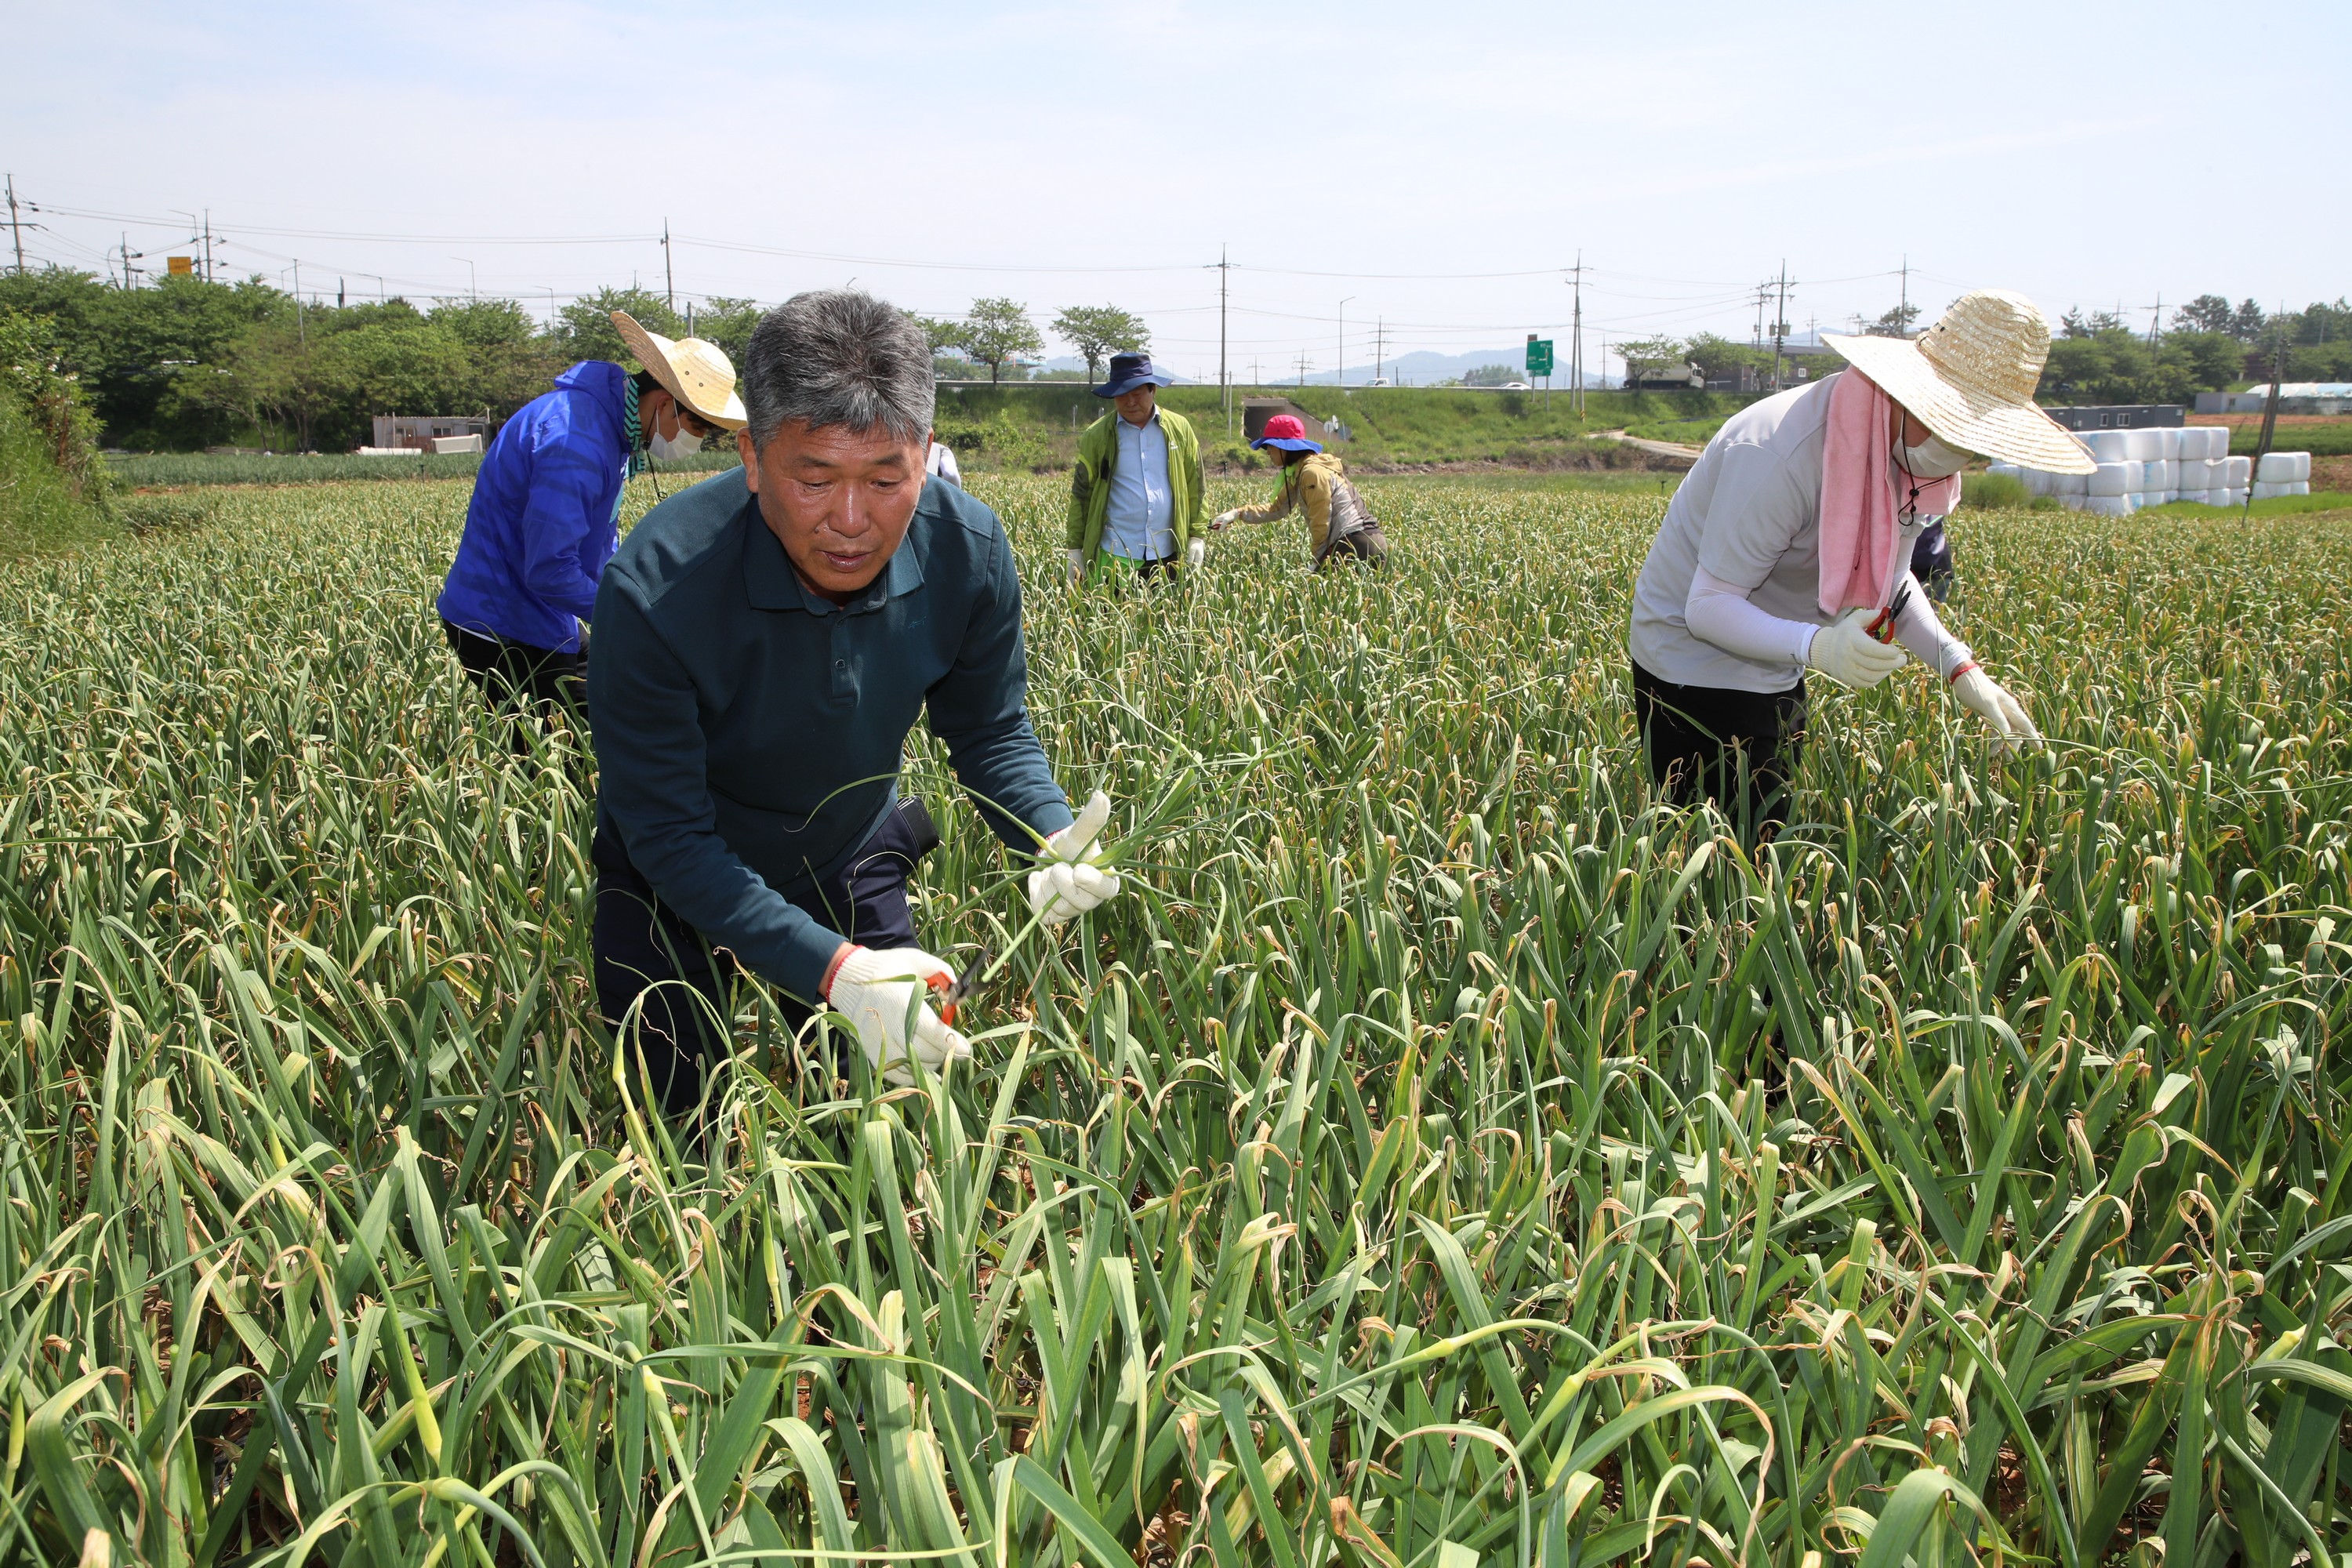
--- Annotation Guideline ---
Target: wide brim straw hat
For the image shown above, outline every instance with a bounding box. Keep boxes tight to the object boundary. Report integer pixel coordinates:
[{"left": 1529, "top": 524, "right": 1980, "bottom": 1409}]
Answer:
[
  {"left": 610, "top": 311, "right": 749, "bottom": 431},
  {"left": 1823, "top": 289, "right": 2095, "bottom": 474}
]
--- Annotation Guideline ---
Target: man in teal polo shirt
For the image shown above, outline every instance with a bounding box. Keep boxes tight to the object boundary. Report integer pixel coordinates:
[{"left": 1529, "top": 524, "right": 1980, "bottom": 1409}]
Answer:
[{"left": 588, "top": 289, "right": 1124, "bottom": 1115}]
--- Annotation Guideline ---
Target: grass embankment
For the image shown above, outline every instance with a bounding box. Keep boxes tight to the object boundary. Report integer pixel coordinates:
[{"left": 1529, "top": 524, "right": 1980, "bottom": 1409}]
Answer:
[
  {"left": 1, "top": 474, "right": 2347, "bottom": 1564},
  {"left": 2191, "top": 416, "right": 2352, "bottom": 457},
  {"left": 107, "top": 449, "right": 739, "bottom": 489},
  {"left": 937, "top": 383, "right": 1756, "bottom": 473}
]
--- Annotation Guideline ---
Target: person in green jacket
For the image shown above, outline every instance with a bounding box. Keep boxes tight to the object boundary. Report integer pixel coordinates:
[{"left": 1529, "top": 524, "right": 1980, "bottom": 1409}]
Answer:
[{"left": 1065, "top": 354, "right": 1206, "bottom": 584}]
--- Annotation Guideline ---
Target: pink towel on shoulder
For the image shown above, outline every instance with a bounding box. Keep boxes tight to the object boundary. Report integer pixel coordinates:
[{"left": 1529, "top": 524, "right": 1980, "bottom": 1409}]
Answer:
[{"left": 1817, "top": 368, "right": 1960, "bottom": 616}]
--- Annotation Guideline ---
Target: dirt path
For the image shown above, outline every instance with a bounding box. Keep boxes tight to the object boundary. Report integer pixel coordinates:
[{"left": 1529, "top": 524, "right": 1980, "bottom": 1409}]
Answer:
[{"left": 1593, "top": 429, "right": 1704, "bottom": 463}]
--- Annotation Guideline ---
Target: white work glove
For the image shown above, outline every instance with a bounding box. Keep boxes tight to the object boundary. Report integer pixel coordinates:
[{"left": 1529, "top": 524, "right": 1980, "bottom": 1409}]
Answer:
[
  {"left": 1950, "top": 666, "right": 2042, "bottom": 755},
  {"left": 823, "top": 946, "right": 969, "bottom": 1084},
  {"left": 1027, "top": 789, "right": 1123, "bottom": 924},
  {"left": 1210, "top": 510, "right": 1238, "bottom": 531},
  {"left": 1806, "top": 608, "right": 1908, "bottom": 690},
  {"left": 1185, "top": 536, "right": 1207, "bottom": 570},
  {"left": 1065, "top": 548, "right": 1085, "bottom": 584}
]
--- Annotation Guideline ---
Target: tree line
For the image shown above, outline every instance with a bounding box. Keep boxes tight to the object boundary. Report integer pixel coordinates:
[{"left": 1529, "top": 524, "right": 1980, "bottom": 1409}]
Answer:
[
  {"left": 0, "top": 268, "right": 1154, "bottom": 452},
  {"left": 1613, "top": 293, "right": 2352, "bottom": 405}
]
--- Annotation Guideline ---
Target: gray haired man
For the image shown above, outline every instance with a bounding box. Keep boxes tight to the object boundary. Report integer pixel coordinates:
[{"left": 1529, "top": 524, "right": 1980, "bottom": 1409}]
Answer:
[{"left": 588, "top": 289, "right": 1123, "bottom": 1116}]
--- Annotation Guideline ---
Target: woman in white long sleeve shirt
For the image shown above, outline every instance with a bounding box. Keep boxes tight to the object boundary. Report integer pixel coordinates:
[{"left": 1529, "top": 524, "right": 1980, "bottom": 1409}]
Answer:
[{"left": 1625, "top": 289, "right": 2094, "bottom": 836}]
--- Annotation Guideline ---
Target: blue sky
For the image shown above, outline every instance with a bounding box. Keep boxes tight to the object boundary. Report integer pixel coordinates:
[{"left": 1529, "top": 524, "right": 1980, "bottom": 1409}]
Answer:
[{"left": 9, "top": 0, "right": 2343, "bottom": 382}]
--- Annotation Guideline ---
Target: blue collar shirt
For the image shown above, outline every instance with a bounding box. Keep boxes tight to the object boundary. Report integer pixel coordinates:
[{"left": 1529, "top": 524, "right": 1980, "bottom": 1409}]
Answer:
[{"left": 1102, "top": 411, "right": 1175, "bottom": 561}]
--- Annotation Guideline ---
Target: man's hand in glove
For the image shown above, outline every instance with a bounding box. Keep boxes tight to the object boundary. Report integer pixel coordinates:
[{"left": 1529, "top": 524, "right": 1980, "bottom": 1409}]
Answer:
[
  {"left": 1210, "top": 510, "right": 1237, "bottom": 531},
  {"left": 1950, "top": 666, "right": 2042, "bottom": 755},
  {"left": 822, "top": 946, "right": 969, "bottom": 1084},
  {"left": 1028, "top": 789, "right": 1123, "bottom": 924},
  {"left": 1065, "top": 548, "right": 1085, "bottom": 584},
  {"left": 1806, "top": 608, "right": 1908, "bottom": 689},
  {"left": 1185, "top": 536, "right": 1207, "bottom": 570}
]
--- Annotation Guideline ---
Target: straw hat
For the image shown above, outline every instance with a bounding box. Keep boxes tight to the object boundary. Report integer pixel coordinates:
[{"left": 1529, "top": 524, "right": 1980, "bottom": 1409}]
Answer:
[
  {"left": 1824, "top": 290, "right": 2094, "bottom": 474},
  {"left": 610, "top": 310, "right": 748, "bottom": 431}
]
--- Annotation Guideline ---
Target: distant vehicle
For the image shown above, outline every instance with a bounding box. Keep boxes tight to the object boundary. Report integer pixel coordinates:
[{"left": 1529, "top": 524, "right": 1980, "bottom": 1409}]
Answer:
[
  {"left": 1503, "top": 381, "right": 1531, "bottom": 390},
  {"left": 1367, "top": 376, "right": 1392, "bottom": 387},
  {"left": 1628, "top": 362, "right": 1707, "bottom": 392}
]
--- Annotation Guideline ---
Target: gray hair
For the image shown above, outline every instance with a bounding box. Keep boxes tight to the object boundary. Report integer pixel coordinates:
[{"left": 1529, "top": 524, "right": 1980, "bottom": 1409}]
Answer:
[{"left": 742, "top": 289, "right": 935, "bottom": 450}]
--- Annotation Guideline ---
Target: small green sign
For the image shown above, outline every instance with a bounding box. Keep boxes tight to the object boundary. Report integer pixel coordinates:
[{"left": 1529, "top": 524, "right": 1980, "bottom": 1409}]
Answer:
[{"left": 1525, "top": 337, "right": 1555, "bottom": 376}]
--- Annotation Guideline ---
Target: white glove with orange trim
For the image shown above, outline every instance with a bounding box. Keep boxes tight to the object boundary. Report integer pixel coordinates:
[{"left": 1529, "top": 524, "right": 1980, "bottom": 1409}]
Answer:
[
  {"left": 822, "top": 946, "right": 969, "bottom": 1083},
  {"left": 1027, "top": 791, "right": 1123, "bottom": 924}
]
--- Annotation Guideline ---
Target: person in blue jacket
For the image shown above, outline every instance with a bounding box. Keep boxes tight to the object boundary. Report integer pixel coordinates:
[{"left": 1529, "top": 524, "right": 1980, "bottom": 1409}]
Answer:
[{"left": 436, "top": 310, "right": 746, "bottom": 713}]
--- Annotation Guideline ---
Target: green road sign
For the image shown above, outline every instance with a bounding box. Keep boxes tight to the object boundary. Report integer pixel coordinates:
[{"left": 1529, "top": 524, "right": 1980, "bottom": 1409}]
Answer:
[{"left": 1525, "top": 337, "right": 1554, "bottom": 376}]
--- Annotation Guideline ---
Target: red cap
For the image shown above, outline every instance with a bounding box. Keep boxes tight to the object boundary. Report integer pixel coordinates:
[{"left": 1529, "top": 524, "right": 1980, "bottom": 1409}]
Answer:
[{"left": 1260, "top": 414, "right": 1306, "bottom": 441}]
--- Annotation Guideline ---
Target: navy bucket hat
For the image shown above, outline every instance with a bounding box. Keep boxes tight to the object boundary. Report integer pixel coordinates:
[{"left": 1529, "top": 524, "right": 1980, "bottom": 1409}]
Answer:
[{"left": 1093, "top": 353, "right": 1176, "bottom": 397}]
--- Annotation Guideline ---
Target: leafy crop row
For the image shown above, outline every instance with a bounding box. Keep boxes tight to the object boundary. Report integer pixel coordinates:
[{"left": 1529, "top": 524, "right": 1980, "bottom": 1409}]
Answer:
[{"left": 0, "top": 476, "right": 2344, "bottom": 1566}]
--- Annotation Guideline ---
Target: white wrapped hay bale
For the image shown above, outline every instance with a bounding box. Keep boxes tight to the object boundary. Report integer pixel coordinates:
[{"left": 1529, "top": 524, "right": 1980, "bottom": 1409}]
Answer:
[
  {"left": 2055, "top": 468, "right": 2089, "bottom": 495},
  {"left": 2152, "top": 427, "right": 2182, "bottom": 459},
  {"left": 2176, "top": 489, "right": 2213, "bottom": 506},
  {"left": 2082, "top": 430, "right": 2131, "bottom": 463},
  {"left": 2147, "top": 459, "right": 2178, "bottom": 490},
  {"left": 2256, "top": 451, "right": 2311, "bottom": 482},
  {"left": 2185, "top": 426, "right": 2229, "bottom": 459},
  {"left": 2123, "top": 429, "right": 2163, "bottom": 461},
  {"left": 2086, "top": 462, "right": 2136, "bottom": 496},
  {"left": 2178, "top": 458, "right": 2218, "bottom": 489},
  {"left": 2083, "top": 494, "right": 2136, "bottom": 517},
  {"left": 2223, "top": 454, "right": 2252, "bottom": 486},
  {"left": 2251, "top": 480, "right": 2301, "bottom": 499}
]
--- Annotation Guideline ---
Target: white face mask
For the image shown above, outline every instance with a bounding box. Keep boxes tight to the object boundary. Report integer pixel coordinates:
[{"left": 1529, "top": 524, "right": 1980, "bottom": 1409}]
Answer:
[
  {"left": 1894, "top": 429, "right": 1970, "bottom": 478},
  {"left": 648, "top": 422, "right": 702, "bottom": 461}
]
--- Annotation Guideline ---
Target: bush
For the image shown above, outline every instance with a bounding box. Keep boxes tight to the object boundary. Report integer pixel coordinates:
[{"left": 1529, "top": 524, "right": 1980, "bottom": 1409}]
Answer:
[
  {"left": 1, "top": 307, "right": 115, "bottom": 555},
  {"left": 1961, "top": 470, "right": 2031, "bottom": 510}
]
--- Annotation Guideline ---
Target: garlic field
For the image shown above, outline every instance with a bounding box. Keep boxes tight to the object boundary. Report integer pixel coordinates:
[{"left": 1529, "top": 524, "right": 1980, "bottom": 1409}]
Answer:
[{"left": 0, "top": 473, "right": 2347, "bottom": 1567}]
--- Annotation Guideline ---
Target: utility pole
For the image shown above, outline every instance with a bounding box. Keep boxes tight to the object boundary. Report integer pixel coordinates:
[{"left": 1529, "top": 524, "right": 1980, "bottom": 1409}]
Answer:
[
  {"left": 1296, "top": 350, "right": 1311, "bottom": 388},
  {"left": 1566, "top": 249, "right": 1588, "bottom": 418},
  {"left": 1338, "top": 296, "right": 1355, "bottom": 389},
  {"left": 2147, "top": 292, "right": 2164, "bottom": 349},
  {"left": 1898, "top": 254, "right": 1911, "bottom": 334},
  {"left": 662, "top": 219, "right": 675, "bottom": 317},
  {"left": 4, "top": 175, "right": 24, "bottom": 274},
  {"left": 292, "top": 259, "right": 305, "bottom": 343},
  {"left": 1771, "top": 260, "right": 1793, "bottom": 390},
  {"left": 203, "top": 209, "right": 214, "bottom": 281},
  {"left": 1374, "top": 317, "right": 1385, "bottom": 384},
  {"left": 1218, "top": 245, "right": 1230, "bottom": 427},
  {"left": 1753, "top": 282, "right": 1770, "bottom": 348},
  {"left": 2245, "top": 318, "right": 2288, "bottom": 524}
]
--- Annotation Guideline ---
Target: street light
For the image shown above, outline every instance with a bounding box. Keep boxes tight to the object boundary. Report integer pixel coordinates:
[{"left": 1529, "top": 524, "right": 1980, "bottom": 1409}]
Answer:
[
  {"left": 1338, "top": 296, "right": 1356, "bottom": 389},
  {"left": 451, "top": 256, "right": 477, "bottom": 303}
]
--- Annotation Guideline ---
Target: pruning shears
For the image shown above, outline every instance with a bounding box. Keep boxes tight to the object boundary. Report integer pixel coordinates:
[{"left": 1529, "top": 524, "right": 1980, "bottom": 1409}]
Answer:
[
  {"left": 1863, "top": 577, "right": 1914, "bottom": 645},
  {"left": 932, "top": 948, "right": 993, "bottom": 1029}
]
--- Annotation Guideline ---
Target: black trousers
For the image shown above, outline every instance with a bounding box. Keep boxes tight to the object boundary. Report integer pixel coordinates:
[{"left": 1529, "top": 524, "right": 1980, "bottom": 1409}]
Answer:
[
  {"left": 591, "top": 799, "right": 938, "bottom": 1116},
  {"left": 1316, "top": 524, "right": 1391, "bottom": 570},
  {"left": 1633, "top": 661, "right": 1808, "bottom": 838},
  {"left": 443, "top": 619, "right": 585, "bottom": 716}
]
